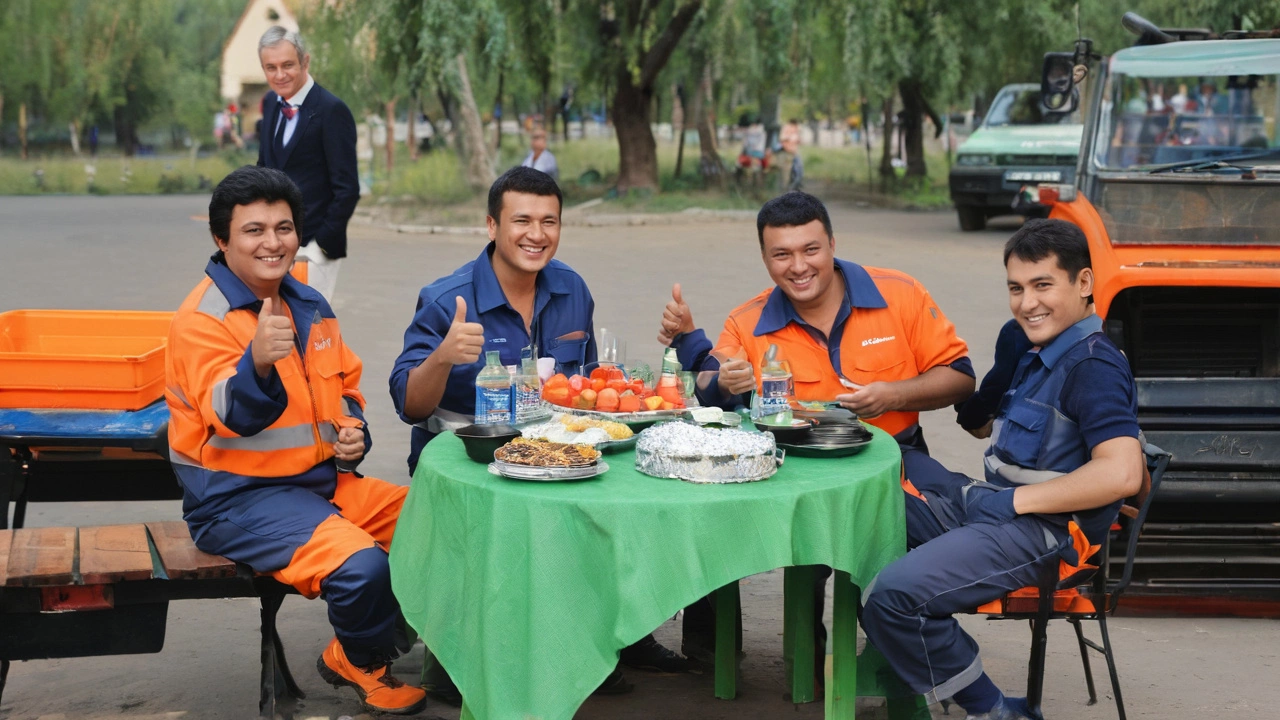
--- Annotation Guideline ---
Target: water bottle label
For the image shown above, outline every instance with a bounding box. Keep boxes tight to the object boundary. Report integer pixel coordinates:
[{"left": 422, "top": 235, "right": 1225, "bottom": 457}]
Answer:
[
  {"left": 476, "top": 386, "right": 512, "bottom": 424},
  {"left": 760, "top": 376, "right": 793, "bottom": 414},
  {"left": 514, "top": 386, "right": 547, "bottom": 423}
]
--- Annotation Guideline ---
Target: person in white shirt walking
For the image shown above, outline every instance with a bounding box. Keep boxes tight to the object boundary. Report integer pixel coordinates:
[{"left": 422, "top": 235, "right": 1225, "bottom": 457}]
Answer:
[{"left": 520, "top": 128, "right": 559, "bottom": 183}]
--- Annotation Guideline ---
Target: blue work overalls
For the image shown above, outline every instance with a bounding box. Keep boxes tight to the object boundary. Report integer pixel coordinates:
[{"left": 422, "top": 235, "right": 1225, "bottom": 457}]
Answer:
[{"left": 862, "top": 315, "right": 1134, "bottom": 704}]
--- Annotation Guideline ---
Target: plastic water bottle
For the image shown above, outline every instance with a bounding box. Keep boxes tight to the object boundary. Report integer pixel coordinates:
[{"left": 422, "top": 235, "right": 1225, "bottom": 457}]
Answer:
[
  {"left": 475, "top": 350, "right": 513, "bottom": 425},
  {"left": 513, "top": 357, "right": 547, "bottom": 424},
  {"left": 758, "top": 348, "right": 794, "bottom": 419}
]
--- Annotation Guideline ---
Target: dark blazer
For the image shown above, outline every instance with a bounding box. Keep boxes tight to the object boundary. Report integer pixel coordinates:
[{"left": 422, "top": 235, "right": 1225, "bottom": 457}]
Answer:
[{"left": 259, "top": 81, "right": 359, "bottom": 259}]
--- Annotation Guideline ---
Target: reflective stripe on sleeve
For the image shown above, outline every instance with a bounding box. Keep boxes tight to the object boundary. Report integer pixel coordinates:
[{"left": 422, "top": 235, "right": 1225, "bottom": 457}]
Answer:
[
  {"left": 208, "top": 423, "right": 322, "bottom": 452},
  {"left": 211, "top": 377, "right": 232, "bottom": 423}
]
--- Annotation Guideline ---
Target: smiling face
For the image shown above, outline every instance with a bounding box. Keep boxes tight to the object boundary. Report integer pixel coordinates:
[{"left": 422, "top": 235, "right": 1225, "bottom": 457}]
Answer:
[
  {"left": 761, "top": 220, "right": 838, "bottom": 309},
  {"left": 214, "top": 200, "right": 299, "bottom": 298},
  {"left": 486, "top": 191, "right": 561, "bottom": 277},
  {"left": 1006, "top": 253, "right": 1094, "bottom": 346},
  {"left": 259, "top": 42, "right": 310, "bottom": 100}
]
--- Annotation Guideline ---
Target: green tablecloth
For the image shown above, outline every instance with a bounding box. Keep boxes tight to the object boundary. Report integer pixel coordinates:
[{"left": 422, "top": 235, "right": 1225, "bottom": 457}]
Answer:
[{"left": 389, "top": 427, "right": 906, "bottom": 720}]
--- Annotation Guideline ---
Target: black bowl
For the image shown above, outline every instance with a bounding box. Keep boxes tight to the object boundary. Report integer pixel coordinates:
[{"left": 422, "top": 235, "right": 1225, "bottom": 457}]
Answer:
[
  {"left": 753, "top": 417, "right": 816, "bottom": 444},
  {"left": 455, "top": 424, "right": 521, "bottom": 463}
]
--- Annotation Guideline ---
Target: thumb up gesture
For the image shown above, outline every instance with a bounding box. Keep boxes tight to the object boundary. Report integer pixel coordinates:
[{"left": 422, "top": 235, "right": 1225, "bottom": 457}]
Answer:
[
  {"left": 438, "top": 296, "right": 486, "bottom": 366},
  {"left": 657, "top": 282, "right": 695, "bottom": 346},
  {"left": 252, "top": 297, "right": 294, "bottom": 377}
]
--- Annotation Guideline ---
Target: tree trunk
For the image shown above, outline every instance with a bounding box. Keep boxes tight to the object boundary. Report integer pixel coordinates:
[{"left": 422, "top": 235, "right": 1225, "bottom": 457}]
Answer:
[
  {"left": 898, "top": 79, "right": 927, "bottom": 180},
  {"left": 437, "top": 86, "right": 460, "bottom": 158},
  {"left": 408, "top": 96, "right": 418, "bottom": 161},
  {"left": 454, "top": 53, "right": 495, "bottom": 190},
  {"left": 385, "top": 99, "right": 396, "bottom": 177},
  {"left": 691, "top": 62, "right": 723, "bottom": 187},
  {"left": 114, "top": 102, "right": 138, "bottom": 157},
  {"left": 673, "top": 83, "right": 686, "bottom": 178},
  {"left": 612, "top": 70, "right": 659, "bottom": 193},
  {"left": 70, "top": 121, "right": 81, "bottom": 156},
  {"left": 879, "top": 95, "right": 895, "bottom": 185},
  {"left": 494, "top": 70, "right": 505, "bottom": 152},
  {"left": 19, "top": 103, "right": 28, "bottom": 160}
]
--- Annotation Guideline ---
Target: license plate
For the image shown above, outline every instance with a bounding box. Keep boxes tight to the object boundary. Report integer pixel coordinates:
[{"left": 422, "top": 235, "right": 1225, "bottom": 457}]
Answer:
[{"left": 1005, "top": 170, "right": 1062, "bottom": 182}]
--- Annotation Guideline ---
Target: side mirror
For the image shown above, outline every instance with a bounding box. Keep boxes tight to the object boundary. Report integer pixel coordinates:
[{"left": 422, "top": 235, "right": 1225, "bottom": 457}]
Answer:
[{"left": 1042, "top": 52, "right": 1078, "bottom": 113}]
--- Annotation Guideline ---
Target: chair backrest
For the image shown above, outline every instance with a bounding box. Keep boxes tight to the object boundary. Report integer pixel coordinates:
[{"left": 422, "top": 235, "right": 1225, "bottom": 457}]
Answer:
[{"left": 1102, "top": 441, "right": 1172, "bottom": 612}]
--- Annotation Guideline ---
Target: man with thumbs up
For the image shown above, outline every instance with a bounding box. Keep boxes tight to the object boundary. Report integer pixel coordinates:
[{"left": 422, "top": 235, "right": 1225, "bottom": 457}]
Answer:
[
  {"left": 166, "top": 167, "right": 431, "bottom": 716},
  {"left": 390, "top": 166, "right": 691, "bottom": 702}
]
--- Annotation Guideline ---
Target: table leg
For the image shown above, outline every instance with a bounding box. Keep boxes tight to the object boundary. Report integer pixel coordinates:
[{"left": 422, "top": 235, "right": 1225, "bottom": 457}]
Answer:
[
  {"left": 784, "top": 566, "right": 816, "bottom": 704},
  {"left": 826, "top": 570, "right": 859, "bottom": 718},
  {"left": 714, "top": 580, "right": 740, "bottom": 699},
  {"left": 0, "top": 445, "right": 15, "bottom": 530}
]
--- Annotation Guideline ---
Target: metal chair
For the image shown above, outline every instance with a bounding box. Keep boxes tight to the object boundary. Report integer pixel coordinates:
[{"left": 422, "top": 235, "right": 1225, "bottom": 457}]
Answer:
[{"left": 975, "top": 442, "right": 1171, "bottom": 720}]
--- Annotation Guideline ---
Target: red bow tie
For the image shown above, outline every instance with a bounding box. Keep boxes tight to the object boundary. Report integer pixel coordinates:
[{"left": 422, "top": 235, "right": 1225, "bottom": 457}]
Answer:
[{"left": 281, "top": 103, "right": 297, "bottom": 120}]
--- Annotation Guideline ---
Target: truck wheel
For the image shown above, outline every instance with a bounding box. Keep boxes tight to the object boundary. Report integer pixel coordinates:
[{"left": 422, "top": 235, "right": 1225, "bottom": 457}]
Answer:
[{"left": 957, "top": 206, "right": 986, "bottom": 232}]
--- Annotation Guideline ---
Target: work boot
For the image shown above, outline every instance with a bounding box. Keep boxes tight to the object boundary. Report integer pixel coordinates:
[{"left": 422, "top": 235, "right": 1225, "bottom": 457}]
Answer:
[
  {"left": 964, "top": 697, "right": 1036, "bottom": 720},
  {"left": 593, "top": 666, "right": 634, "bottom": 695},
  {"left": 619, "top": 633, "right": 694, "bottom": 674},
  {"left": 317, "top": 637, "right": 428, "bottom": 715}
]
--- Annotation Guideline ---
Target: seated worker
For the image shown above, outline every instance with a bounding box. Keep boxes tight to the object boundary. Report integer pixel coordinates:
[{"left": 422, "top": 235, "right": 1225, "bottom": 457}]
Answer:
[
  {"left": 389, "top": 166, "right": 689, "bottom": 702},
  {"left": 165, "top": 166, "right": 430, "bottom": 716},
  {"left": 657, "top": 190, "right": 975, "bottom": 669},
  {"left": 860, "top": 219, "right": 1145, "bottom": 720},
  {"left": 659, "top": 190, "right": 975, "bottom": 454}
]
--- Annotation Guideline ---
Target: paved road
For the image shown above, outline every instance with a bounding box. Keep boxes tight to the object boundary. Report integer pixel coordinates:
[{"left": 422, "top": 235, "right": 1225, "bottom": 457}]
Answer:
[{"left": 1, "top": 195, "right": 1275, "bottom": 719}]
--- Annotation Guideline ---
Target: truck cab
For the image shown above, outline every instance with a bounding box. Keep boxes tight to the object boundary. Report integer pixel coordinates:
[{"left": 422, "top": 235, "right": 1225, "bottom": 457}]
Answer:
[
  {"left": 1040, "top": 25, "right": 1280, "bottom": 603},
  {"left": 949, "top": 83, "right": 1083, "bottom": 231}
]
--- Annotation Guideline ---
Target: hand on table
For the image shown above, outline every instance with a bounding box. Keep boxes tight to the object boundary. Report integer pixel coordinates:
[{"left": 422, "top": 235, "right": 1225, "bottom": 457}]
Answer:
[
  {"left": 334, "top": 426, "right": 366, "bottom": 464},
  {"left": 252, "top": 297, "right": 294, "bottom": 378},
  {"left": 657, "top": 283, "right": 696, "bottom": 346},
  {"left": 437, "top": 296, "right": 486, "bottom": 366},
  {"left": 717, "top": 358, "right": 757, "bottom": 396},
  {"left": 836, "top": 381, "right": 900, "bottom": 419}
]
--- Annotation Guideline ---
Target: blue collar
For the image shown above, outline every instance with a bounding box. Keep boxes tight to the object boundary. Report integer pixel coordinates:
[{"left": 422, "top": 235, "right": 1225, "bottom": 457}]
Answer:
[
  {"left": 754, "top": 259, "right": 887, "bottom": 337},
  {"left": 205, "top": 253, "right": 321, "bottom": 346},
  {"left": 471, "top": 243, "right": 572, "bottom": 316},
  {"left": 1036, "top": 314, "right": 1103, "bottom": 369}
]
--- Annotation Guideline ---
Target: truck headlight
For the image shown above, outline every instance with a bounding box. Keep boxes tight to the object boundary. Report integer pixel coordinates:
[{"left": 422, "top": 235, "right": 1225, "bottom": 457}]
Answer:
[{"left": 956, "top": 154, "right": 994, "bottom": 166}]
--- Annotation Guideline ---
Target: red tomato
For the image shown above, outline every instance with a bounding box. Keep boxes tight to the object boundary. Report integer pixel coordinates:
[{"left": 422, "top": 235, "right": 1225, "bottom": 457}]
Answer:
[
  {"left": 590, "top": 378, "right": 606, "bottom": 393},
  {"left": 618, "top": 392, "right": 641, "bottom": 413},
  {"left": 545, "top": 373, "right": 570, "bottom": 390},
  {"left": 606, "top": 366, "right": 626, "bottom": 382},
  {"left": 606, "top": 378, "right": 628, "bottom": 393},
  {"left": 569, "top": 374, "right": 588, "bottom": 392},
  {"left": 590, "top": 367, "right": 608, "bottom": 381},
  {"left": 596, "top": 388, "right": 620, "bottom": 412},
  {"left": 544, "top": 387, "right": 571, "bottom": 406}
]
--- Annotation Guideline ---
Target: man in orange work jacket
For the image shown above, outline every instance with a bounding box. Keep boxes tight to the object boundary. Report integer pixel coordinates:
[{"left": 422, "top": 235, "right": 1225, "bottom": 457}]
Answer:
[
  {"left": 165, "top": 166, "right": 430, "bottom": 716},
  {"left": 660, "top": 190, "right": 975, "bottom": 453},
  {"left": 658, "top": 191, "right": 977, "bottom": 668}
]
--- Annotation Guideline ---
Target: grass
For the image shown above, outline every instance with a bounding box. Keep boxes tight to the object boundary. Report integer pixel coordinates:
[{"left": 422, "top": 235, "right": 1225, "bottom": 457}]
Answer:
[
  {"left": 0, "top": 133, "right": 955, "bottom": 212},
  {"left": 0, "top": 151, "right": 249, "bottom": 195}
]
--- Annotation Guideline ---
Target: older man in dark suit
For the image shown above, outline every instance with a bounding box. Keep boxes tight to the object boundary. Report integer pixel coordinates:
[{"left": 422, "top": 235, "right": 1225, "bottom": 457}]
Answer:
[{"left": 257, "top": 26, "right": 359, "bottom": 302}]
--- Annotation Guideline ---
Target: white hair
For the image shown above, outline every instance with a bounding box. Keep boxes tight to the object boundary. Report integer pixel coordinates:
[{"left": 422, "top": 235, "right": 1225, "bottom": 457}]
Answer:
[{"left": 258, "top": 25, "right": 307, "bottom": 59}]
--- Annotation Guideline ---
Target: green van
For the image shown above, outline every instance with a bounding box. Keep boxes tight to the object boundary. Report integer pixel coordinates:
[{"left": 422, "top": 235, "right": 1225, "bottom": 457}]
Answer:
[{"left": 948, "top": 83, "right": 1083, "bottom": 231}]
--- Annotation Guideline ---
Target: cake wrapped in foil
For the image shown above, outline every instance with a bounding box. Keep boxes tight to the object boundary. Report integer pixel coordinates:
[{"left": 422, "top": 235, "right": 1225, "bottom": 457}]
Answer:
[{"left": 635, "top": 421, "right": 778, "bottom": 483}]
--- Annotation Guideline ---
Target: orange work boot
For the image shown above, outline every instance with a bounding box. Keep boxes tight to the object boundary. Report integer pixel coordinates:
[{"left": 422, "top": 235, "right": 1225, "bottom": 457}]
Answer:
[{"left": 317, "top": 637, "right": 428, "bottom": 715}]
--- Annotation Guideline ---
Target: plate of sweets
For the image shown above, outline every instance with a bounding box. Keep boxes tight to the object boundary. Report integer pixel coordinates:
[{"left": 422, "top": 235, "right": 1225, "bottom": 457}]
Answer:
[
  {"left": 519, "top": 412, "right": 638, "bottom": 453},
  {"left": 489, "top": 437, "right": 609, "bottom": 481},
  {"left": 540, "top": 365, "right": 689, "bottom": 429}
]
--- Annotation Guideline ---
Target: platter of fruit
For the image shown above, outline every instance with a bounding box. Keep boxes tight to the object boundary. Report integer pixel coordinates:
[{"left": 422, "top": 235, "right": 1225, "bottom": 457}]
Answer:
[{"left": 539, "top": 365, "right": 690, "bottom": 427}]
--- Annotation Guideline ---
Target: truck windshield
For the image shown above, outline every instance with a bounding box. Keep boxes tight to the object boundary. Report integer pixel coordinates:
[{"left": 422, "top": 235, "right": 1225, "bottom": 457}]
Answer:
[
  {"left": 984, "top": 86, "right": 1081, "bottom": 127},
  {"left": 1095, "top": 70, "right": 1280, "bottom": 171}
]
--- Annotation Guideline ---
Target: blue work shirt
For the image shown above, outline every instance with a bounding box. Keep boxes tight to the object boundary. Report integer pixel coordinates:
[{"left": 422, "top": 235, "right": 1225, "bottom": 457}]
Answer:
[{"left": 389, "top": 243, "right": 596, "bottom": 473}]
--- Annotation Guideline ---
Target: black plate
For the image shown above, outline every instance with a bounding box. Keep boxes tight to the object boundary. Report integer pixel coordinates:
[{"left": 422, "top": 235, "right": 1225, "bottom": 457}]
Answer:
[
  {"left": 777, "top": 439, "right": 872, "bottom": 458},
  {"left": 753, "top": 418, "right": 816, "bottom": 444}
]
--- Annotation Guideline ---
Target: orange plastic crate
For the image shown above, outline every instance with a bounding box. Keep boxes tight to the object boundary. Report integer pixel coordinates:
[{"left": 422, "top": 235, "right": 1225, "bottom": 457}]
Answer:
[{"left": 0, "top": 310, "right": 173, "bottom": 410}]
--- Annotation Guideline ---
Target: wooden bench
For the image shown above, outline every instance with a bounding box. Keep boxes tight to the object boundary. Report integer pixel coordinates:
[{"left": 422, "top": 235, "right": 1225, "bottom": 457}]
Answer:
[{"left": 0, "top": 521, "right": 303, "bottom": 719}]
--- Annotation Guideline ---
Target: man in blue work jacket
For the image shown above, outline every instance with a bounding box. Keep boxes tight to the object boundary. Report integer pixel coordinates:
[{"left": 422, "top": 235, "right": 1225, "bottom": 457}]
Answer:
[
  {"left": 860, "top": 219, "right": 1145, "bottom": 720},
  {"left": 389, "top": 166, "right": 689, "bottom": 703}
]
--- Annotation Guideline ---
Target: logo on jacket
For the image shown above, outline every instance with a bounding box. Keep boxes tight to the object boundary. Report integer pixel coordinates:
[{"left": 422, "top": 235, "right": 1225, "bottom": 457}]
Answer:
[
  {"left": 313, "top": 337, "right": 332, "bottom": 352},
  {"left": 862, "top": 335, "right": 896, "bottom": 347}
]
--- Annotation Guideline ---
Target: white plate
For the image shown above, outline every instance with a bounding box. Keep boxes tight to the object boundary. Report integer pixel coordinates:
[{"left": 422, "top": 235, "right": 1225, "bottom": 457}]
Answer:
[{"left": 488, "top": 461, "right": 610, "bottom": 481}]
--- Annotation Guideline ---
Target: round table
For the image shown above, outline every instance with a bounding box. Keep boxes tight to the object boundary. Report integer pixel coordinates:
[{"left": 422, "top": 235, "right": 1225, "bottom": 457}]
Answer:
[{"left": 389, "top": 426, "right": 906, "bottom": 720}]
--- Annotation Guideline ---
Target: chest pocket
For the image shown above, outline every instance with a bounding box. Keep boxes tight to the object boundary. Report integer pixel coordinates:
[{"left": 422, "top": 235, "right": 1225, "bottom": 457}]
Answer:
[
  {"left": 546, "top": 332, "right": 589, "bottom": 377},
  {"left": 996, "top": 401, "right": 1049, "bottom": 468},
  {"left": 846, "top": 345, "right": 910, "bottom": 387}
]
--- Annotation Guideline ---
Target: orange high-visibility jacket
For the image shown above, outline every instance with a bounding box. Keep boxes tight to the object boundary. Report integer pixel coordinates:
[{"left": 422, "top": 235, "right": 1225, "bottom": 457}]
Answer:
[
  {"left": 715, "top": 260, "right": 970, "bottom": 438},
  {"left": 166, "top": 258, "right": 367, "bottom": 506}
]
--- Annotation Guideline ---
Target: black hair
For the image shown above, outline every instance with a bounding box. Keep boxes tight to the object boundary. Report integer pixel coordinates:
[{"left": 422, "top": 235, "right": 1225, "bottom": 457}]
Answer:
[
  {"left": 756, "top": 191, "right": 834, "bottom": 248},
  {"left": 208, "top": 165, "right": 304, "bottom": 243},
  {"left": 487, "top": 166, "right": 563, "bottom": 223},
  {"left": 1002, "top": 218, "right": 1091, "bottom": 281}
]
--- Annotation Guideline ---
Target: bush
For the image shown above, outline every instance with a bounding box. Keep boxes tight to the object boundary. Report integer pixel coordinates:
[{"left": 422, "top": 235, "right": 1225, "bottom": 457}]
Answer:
[{"left": 157, "top": 172, "right": 187, "bottom": 193}]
